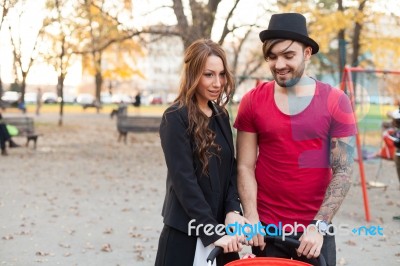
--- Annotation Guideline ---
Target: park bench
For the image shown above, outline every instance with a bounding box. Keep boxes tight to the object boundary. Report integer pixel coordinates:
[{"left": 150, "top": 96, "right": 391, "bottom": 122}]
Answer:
[
  {"left": 1, "top": 116, "right": 41, "bottom": 149},
  {"left": 116, "top": 115, "right": 162, "bottom": 143},
  {"left": 0, "top": 100, "right": 27, "bottom": 113}
]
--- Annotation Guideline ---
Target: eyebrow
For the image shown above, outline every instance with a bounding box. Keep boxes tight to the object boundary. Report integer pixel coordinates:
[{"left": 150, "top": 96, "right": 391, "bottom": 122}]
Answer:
[
  {"left": 269, "top": 41, "right": 296, "bottom": 56},
  {"left": 270, "top": 50, "right": 296, "bottom": 55},
  {"left": 203, "top": 69, "right": 225, "bottom": 72}
]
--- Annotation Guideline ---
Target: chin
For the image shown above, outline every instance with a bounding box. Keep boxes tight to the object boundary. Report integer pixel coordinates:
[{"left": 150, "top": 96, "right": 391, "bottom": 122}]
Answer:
[{"left": 208, "top": 95, "right": 219, "bottom": 101}]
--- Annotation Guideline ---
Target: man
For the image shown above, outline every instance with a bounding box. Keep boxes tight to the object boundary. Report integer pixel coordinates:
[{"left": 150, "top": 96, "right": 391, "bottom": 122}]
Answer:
[
  {"left": 36, "top": 87, "right": 42, "bottom": 116},
  {"left": 234, "top": 13, "right": 357, "bottom": 265}
]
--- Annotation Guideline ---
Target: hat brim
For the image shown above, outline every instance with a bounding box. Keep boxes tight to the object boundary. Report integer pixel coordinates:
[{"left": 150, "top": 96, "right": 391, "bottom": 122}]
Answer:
[{"left": 259, "top": 30, "right": 319, "bottom": 54}]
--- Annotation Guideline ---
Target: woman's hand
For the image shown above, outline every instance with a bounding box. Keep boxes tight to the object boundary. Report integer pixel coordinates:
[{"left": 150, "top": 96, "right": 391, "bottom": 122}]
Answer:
[
  {"left": 213, "top": 235, "right": 243, "bottom": 253},
  {"left": 225, "top": 211, "right": 247, "bottom": 227},
  {"left": 225, "top": 211, "right": 250, "bottom": 245}
]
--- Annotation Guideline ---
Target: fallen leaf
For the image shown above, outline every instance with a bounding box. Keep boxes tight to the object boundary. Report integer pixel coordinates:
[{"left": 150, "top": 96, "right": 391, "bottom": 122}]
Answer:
[
  {"left": 103, "top": 228, "right": 113, "bottom": 234},
  {"left": 101, "top": 243, "right": 112, "bottom": 252},
  {"left": 2, "top": 234, "right": 13, "bottom": 240},
  {"left": 129, "top": 233, "right": 143, "bottom": 238},
  {"left": 344, "top": 240, "right": 357, "bottom": 246},
  {"left": 35, "top": 251, "right": 50, "bottom": 256},
  {"left": 59, "top": 243, "right": 71, "bottom": 248},
  {"left": 338, "top": 257, "right": 347, "bottom": 265},
  {"left": 136, "top": 254, "right": 145, "bottom": 261}
]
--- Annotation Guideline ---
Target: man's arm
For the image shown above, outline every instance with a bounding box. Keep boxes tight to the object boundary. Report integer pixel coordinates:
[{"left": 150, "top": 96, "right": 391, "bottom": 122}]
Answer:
[
  {"left": 297, "top": 135, "right": 355, "bottom": 259},
  {"left": 236, "top": 130, "right": 265, "bottom": 247},
  {"left": 315, "top": 135, "right": 356, "bottom": 222}
]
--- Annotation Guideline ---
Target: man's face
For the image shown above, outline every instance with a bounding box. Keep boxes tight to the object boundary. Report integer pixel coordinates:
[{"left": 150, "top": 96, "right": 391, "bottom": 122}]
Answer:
[{"left": 267, "top": 40, "right": 311, "bottom": 87}]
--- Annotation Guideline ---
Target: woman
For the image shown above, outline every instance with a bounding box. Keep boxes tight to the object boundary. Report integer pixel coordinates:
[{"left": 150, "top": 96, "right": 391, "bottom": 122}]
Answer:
[{"left": 155, "top": 39, "right": 245, "bottom": 266}]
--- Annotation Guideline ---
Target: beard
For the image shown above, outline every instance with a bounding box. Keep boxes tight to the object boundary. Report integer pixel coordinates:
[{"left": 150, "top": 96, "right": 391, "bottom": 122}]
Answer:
[{"left": 272, "top": 59, "right": 306, "bottom": 87}]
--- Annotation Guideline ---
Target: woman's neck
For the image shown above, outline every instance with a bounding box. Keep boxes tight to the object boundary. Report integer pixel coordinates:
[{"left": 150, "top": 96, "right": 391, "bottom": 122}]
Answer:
[{"left": 198, "top": 101, "right": 212, "bottom": 117}]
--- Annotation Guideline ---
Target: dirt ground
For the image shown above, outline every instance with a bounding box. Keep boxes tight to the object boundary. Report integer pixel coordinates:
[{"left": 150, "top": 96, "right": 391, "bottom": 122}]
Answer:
[{"left": 0, "top": 112, "right": 399, "bottom": 266}]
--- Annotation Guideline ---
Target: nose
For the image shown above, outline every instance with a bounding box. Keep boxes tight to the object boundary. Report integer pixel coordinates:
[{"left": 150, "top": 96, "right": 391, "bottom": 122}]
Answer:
[
  {"left": 213, "top": 76, "right": 221, "bottom": 87},
  {"left": 275, "top": 56, "right": 286, "bottom": 69}
]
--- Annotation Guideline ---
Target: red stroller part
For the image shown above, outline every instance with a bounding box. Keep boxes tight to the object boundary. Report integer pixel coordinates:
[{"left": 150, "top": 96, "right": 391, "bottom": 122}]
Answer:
[
  {"left": 225, "top": 257, "right": 312, "bottom": 266},
  {"left": 206, "top": 236, "right": 326, "bottom": 266}
]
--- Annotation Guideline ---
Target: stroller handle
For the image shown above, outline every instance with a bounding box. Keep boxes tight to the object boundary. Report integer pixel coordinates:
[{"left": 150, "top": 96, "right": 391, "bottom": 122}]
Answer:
[{"left": 206, "top": 236, "right": 327, "bottom": 266}]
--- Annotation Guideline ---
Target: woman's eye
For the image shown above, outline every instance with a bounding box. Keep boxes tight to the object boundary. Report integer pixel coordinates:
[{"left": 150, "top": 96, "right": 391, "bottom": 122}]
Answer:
[{"left": 204, "top": 73, "right": 213, "bottom": 77}]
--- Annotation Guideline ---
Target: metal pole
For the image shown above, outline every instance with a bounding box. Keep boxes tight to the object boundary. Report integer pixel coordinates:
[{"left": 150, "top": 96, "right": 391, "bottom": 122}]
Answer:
[{"left": 341, "top": 66, "right": 371, "bottom": 222}]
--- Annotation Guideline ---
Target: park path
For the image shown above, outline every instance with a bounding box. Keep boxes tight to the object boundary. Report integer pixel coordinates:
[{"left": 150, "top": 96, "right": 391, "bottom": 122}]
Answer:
[{"left": 0, "top": 112, "right": 399, "bottom": 265}]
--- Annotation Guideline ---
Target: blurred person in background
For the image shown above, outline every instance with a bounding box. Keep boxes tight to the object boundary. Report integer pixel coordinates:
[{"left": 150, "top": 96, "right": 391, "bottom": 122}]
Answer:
[
  {"left": 0, "top": 112, "right": 20, "bottom": 155},
  {"left": 36, "top": 87, "right": 42, "bottom": 116}
]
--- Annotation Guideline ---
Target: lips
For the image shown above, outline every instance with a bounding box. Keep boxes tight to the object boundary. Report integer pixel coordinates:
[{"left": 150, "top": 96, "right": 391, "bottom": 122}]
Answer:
[
  {"left": 276, "top": 69, "right": 290, "bottom": 76},
  {"left": 208, "top": 90, "right": 220, "bottom": 95}
]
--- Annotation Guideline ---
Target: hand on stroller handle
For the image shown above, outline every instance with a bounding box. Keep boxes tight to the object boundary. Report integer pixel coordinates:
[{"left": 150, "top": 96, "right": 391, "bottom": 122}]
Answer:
[{"left": 206, "top": 235, "right": 327, "bottom": 266}]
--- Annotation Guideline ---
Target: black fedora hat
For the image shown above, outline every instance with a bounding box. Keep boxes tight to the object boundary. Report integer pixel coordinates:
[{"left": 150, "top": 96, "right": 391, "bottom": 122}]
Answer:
[{"left": 259, "top": 13, "right": 319, "bottom": 54}]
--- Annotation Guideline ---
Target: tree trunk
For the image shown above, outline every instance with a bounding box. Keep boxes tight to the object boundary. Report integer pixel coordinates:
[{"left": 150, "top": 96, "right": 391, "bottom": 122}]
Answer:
[
  {"left": 172, "top": 0, "right": 221, "bottom": 49},
  {"left": 337, "top": 0, "right": 346, "bottom": 82},
  {"left": 351, "top": 0, "right": 367, "bottom": 97},
  {"left": 95, "top": 70, "right": 102, "bottom": 114},
  {"left": 57, "top": 75, "right": 65, "bottom": 126}
]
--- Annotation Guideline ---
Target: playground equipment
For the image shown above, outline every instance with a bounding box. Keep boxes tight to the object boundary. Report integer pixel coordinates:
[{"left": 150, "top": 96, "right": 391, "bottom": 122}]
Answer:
[{"left": 340, "top": 66, "right": 400, "bottom": 222}]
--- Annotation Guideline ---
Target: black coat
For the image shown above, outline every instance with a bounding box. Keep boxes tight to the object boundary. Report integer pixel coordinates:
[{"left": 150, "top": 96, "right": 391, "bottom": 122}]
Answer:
[{"left": 159, "top": 102, "right": 241, "bottom": 247}]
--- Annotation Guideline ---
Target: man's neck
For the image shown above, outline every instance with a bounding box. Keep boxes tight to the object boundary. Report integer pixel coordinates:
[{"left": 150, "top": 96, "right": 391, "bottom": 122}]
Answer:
[
  {"left": 275, "top": 76, "right": 315, "bottom": 96},
  {"left": 274, "top": 76, "right": 317, "bottom": 115}
]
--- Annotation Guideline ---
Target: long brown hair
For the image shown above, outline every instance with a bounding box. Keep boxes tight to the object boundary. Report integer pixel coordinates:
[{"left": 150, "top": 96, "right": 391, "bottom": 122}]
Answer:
[{"left": 175, "top": 38, "right": 235, "bottom": 175}]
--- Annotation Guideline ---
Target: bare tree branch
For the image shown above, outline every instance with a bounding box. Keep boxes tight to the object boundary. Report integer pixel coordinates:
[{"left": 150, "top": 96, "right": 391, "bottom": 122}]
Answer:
[{"left": 218, "top": 0, "right": 240, "bottom": 45}]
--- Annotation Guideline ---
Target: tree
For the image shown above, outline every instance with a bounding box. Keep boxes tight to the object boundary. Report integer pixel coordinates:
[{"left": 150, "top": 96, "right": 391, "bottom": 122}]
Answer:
[
  {"left": 0, "top": 0, "right": 18, "bottom": 99},
  {"left": 42, "top": 0, "right": 80, "bottom": 125},
  {"left": 6, "top": 0, "right": 46, "bottom": 108},
  {"left": 70, "top": 0, "right": 143, "bottom": 111},
  {"left": 278, "top": 0, "right": 400, "bottom": 88},
  {"left": 138, "top": 0, "right": 274, "bottom": 96},
  {"left": 170, "top": 0, "right": 241, "bottom": 48}
]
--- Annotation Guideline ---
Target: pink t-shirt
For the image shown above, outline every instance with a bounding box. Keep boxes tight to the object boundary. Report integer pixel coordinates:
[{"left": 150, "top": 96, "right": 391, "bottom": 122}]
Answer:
[{"left": 234, "top": 81, "right": 357, "bottom": 229}]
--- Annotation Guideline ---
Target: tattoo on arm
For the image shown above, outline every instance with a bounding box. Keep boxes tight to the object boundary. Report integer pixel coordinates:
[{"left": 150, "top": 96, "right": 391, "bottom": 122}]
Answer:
[{"left": 316, "top": 136, "right": 355, "bottom": 221}]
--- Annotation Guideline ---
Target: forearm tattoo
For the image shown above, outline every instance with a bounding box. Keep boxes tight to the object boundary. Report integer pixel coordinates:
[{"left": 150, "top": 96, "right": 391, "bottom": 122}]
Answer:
[{"left": 317, "top": 136, "right": 355, "bottom": 221}]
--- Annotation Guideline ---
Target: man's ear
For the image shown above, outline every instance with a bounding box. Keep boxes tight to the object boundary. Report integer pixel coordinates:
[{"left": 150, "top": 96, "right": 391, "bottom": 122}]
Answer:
[{"left": 304, "top": 46, "right": 312, "bottom": 60}]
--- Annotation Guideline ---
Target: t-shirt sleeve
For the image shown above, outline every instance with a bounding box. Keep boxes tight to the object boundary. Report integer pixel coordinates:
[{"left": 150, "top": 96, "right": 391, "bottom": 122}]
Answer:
[
  {"left": 233, "top": 90, "right": 257, "bottom": 132},
  {"left": 328, "top": 89, "right": 358, "bottom": 138}
]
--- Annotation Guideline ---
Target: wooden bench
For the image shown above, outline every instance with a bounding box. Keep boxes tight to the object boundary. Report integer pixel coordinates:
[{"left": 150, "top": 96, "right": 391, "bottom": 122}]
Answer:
[
  {"left": 116, "top": 115, "right": 162, "bottom": 143},
  {"left": 1, "top": 116, "right": 42, "bottom": 149}
]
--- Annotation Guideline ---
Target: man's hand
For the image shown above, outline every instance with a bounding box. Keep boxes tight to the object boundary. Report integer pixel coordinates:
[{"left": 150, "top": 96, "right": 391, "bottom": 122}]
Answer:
[
  {"left": 243, "top": 215, "right": 266, "bottom": 250},
  {"left": 296, "top": 227, "right": 323, "bottom": 259}
]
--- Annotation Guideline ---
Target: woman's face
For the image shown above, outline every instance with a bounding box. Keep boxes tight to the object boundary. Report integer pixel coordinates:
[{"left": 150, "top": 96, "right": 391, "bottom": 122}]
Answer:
[{"left": 195, "top": 55, "right": 226, "bottom": 107}]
